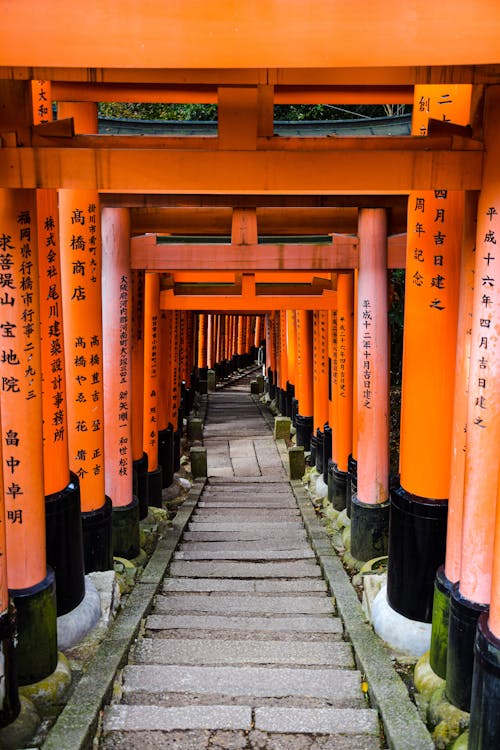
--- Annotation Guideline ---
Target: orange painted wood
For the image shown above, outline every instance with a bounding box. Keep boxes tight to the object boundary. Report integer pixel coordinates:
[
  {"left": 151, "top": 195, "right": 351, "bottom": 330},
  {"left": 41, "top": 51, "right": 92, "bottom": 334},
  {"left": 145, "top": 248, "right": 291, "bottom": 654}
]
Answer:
[
  {"left": 160, "top": 287, "right": 336, "bottom": 311},
  {"left": 0, "top": 402, "right": 8, "bottom": 613},
  {"left": 328, "top": 307, "right": 337, "bottom": 451},
  {"left": 57, "top": 101, "right": 98, "bottom": 134},
  {"left": 0, "top": 144, "right": 483, "bottom": 193},
  {"left": 334, "top": 271, "right": 354, "bottom": 473},
  {"left": 197, "top": 314, "right": 208, "bottom": 369},
  {"left": 356, "top": 209, "right": 389, "bottom": 505},
  {"left": 313, "top": 310, "right": 329, "bottom": 431},
  {"left": 286, "top": 311, "right": 297, "bottom": 388},
  {"left": 461, "top": 87, "right": 500, "bottom": 610},
  {"left": 158, "top": 310, "right": 170, "bottom": 432},
  {"left": 59, "top": 189, "right": 106, "bottom": 513},
  {"left": 37, "top": 189, "right": 70, "bottom": 496},
  {"left": 444, "top": 193, "right": 477, "bottom": 585},
  {"left": 266, "top": 313, "right": 276, "bottom": 375},
  {"left": 206, "top": 314, "right": 214, "bottom": 369},
  {"left": 0, "top": 188, "right": 47, "bottom": 589},
  {"left": 142, "top": 272, "right": 160, "bottom": 472},
  {"left": 102, "top": 207, "right": 133, "bottom": 507},
  {"left": 295, "top": 310, "right": 314, "bottom": 417},
  {"left": 278, "top": 313, "right": 287, "bottom": 390},
  {"left": 2, "top": 2, "right": 499, "bottom": 69},
  {"left": 131, "top": 269, "right": 145, "bottom": 461}
]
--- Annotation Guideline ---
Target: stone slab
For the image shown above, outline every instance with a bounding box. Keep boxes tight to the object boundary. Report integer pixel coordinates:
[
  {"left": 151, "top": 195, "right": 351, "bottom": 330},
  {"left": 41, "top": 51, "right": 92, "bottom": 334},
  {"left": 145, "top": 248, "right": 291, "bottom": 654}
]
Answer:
[
  {"left": 135, "top": 637, "right": 354, "bottom": 667},
  {"left": 229, "top": 439, "right": 257, "bottom": 457},
  {"left": 179, "top": 540, "right": 311, "bottom": 552},
  {"left": 231, "top": 458, "right": 261, "bottom": 476},
  {"left": 205, "top": 482, "right": 290, "bottom": 491},
  {"left": 198, "top": 499, "right": 297, "bottom": 508},
  {"left": 173, "top": 549, "right": 315, "bottom": 561},
  {"left": 188, "top": 522, "right": 302, "bottom": 531},
  {"left": 155, "top": 594, "right": 334, "bottom": 615},
  {"left": 182, "top": 531, "right": 307, "bottom": 542},
  {"left": 162, "top": 578, "right": 328, "bottom": 593},
  {"left": 122, "top": 665, "right": 362, "bottom": 703},
  {"left": 104, "top": 704, "right": 251, "bottom": 732},
  {"left": 254, "top": 706, "right": 379, "bottom": 734},
  {"left": 192, "top": 509, "right": 300, "bottom": 519},
  {"left": 146, "top": 614, "right": 342, "bottom": 635},
  {"left": 169, "top": 560, "right": 322, "bottom": 578}
]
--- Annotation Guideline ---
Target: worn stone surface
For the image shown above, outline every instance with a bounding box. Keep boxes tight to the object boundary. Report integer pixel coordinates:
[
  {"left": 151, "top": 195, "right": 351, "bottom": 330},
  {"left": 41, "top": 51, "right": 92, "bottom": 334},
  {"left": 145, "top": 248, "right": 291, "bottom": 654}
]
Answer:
[
  {"left": 103, "top": 704, "right": 252, "bottom": 731},
  {"left": 169, "top": 560, "right": 322, "bottom": 578},
  {"left": 162, "top": 578, "right": 327, "bottom": 593},
  {"left": 254, "top": 706, "right": 379, "bottom": 734},
  {"left": 154, "top": 594, "right": 334, "bottom": 614},
  {"left": 146, "top": 613, "right": 342, "bottom": 634},
  {"left": 174, "top": 548, "right": 315, "bottom": 560}
]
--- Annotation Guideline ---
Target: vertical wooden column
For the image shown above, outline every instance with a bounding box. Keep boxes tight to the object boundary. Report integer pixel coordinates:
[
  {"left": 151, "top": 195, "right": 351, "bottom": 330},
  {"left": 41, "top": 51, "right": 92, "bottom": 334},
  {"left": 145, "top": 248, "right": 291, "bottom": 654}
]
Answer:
[
  {"left": 171, "top": 311, "right": 182, "bottom": 471},
  {"left": 157, "top": 310, "right": 174, "bottom": 490},
  {"left": 295, "top": 310, "right": 314, "bottom": 450},
  {"left": 37, "top": 189, "right": 85, "bottom": 616},
  {"left": 286, "top": 310, "right": 297, "bottom": 421},
  {"left": 312, "top": 310, "right": 329, "bottom": 474},
  {"left": 387, "top": 85, "right": 468, "bottom": 627},
  {"left": 350, "top": 209, "right": 390, "bottom": 561},
  {"left": 330, "top": 272, "right": 355, "bottom": 512},
  {"left": 0, "top": 188, "right": 57, "bottom": 684},
  {"left": 142, "top": 272, "right": 162, "bottom": 506},
  {"left": 278, "top": 312, "right": 288, "bottom": 414},
  {"left": 59, "top": 189, "right": 112, "bottom": 573},
  {"left": 0, "top": 400, "right": 19, "bottom": 726},
  {"left": 131, "top": 269, "right": 148, "bottom": 519},
  {"left": 101, "top": 208, "right": 139, "bottom": 559},
  {"left": 207, "top": 314, "right": 214, "bottom": 369}
]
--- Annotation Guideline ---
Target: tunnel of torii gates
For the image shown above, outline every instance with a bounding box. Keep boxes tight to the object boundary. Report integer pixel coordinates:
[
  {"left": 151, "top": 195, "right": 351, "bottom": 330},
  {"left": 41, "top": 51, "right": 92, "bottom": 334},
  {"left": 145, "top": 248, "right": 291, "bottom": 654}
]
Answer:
[{"left": 2, "top": 24, "right": 500, "bottom": 750}]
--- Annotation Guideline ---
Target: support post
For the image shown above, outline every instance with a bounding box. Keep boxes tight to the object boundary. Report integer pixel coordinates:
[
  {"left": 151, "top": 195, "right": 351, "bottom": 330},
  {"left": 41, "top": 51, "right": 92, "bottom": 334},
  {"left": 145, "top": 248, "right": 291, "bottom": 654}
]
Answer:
[{"left": 142, "top": 272, "right": 162, "bottom": 506}]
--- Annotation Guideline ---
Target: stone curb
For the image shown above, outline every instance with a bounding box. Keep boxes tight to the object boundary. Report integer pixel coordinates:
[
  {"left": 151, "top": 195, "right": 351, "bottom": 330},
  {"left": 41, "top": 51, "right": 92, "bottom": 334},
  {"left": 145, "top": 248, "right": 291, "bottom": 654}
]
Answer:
[
  {"left": 42, "top": 479, "right": 205, "bottom": 750},
  {"left": 291, "top": 481, "right": 434, "bottom": 750}
]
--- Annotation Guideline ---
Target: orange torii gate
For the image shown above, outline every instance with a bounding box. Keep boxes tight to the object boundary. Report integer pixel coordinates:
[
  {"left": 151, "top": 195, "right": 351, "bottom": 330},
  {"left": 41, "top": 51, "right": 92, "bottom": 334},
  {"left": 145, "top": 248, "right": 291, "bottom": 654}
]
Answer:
[{"left": 1, "top": 3, "right": 500, "bottom": 744}]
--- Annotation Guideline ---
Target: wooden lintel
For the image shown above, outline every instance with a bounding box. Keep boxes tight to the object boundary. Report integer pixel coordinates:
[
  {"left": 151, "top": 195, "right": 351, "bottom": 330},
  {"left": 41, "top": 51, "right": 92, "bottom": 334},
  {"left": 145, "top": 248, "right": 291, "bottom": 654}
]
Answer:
[
  {"left": 160, "top": 288, "right": 337, "bottom": 312},
  {"left": 32, "top": 117, "right": 74, "bottom": 138}
]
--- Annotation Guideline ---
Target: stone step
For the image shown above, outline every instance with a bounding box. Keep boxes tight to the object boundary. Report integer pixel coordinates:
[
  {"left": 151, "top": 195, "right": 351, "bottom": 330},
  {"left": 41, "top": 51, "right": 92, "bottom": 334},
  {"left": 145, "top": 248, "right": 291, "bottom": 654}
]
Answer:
[
  {"left": 187, "top": 521, "right": 303, "bottom": 531},
  {"left": 122, "top": 665, "right": 364, "bottom": 705},
  {"left": 182, "top": 530, "right": 307, "bottom": 542},
  {"left": 154, "top": 593, "right": 334, "bottom": 615},
  {"left": 103, "top": 704, "right": 251, "bottom": 732},
  {"left": 162, "top": 578, "right": 328, "bottom": 593},
  {"left": 169, "top": 560, "right": 322, "bottom": 578},
  {"left": 178, "top": 539, "right": 311, "bottom": 552},
  {"left": 191, "top": 510, "right": 300, "bottom": 521},
  {"left": 135, "top": 638, "right": 353, "bottom": 667},
  {"left": 173, "top": 548, "right": 315, "bottom": 560},
  {"left": 198, "top": 499, "right": 297, "bottom": 508},
  {"left": 146, "top": 613, "right": 343, "bottom": 635}
]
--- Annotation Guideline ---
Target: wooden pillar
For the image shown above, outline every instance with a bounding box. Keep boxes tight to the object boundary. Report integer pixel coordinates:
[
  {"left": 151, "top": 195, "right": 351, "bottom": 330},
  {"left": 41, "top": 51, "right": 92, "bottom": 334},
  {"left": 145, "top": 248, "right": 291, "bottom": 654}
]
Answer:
[
  {"left": 386, "top": 85, "right": 468, "bottom": 627},
  {"left": 101, "top": 208, "right": 139, "bottom": 559},
  {"left": 157, "top": 310, "right": 174, "bottom": 490},
  {"left": 286, "top": 310, "right": 297, "bottom": 420},
  {"left": 207, "top": 314, "right": 214, "bottom": 369},
  {"left": 295, "top": 310, "right": 314, "bottom": 449},
  {"left": 0, "top": 188, "right": 57, "bottom": 684},
  {"left": 131, "top": 269, "right": 148, "bottom": 519},
  {"left": 142, "top": 272, "right": 162, "bottom": 506}
]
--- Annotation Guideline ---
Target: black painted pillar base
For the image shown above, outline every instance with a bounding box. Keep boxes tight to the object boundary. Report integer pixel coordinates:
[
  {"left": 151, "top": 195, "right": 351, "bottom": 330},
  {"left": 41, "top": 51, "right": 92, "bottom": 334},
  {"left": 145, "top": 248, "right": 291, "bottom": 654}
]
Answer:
[
  {"left": 328, "top": 461, "right": 348, "bottom": 511},
  {"left": 346, "top": 455, "right": 357, "bottom": 519},
  {"left": 10, "top": 568, "right": 57, "bottom": 686},
  {"left": 315, "top": 430, "right": 324, "bottom": 473},
  {"left": 350, "top": 495, "right": 390, "bottom": 562},
  {"left": 322, "top": 425, "right": 332, "bottom": 484},
  {"left": 82, "top": 496, "right": 113, "bottom": 573},
  {"left": 430, "top": 565, "right": 453, "bottom": 679},
  {"left": 446, "top": 584, "right": 488, "bottom": 711},
  {"left": 45, "top": 472, "right": 85, "bottom": 617},
  {"left": 0, "top": 605, "right": 20, "bottom": 727},
  {"left": 158, "top": 425, "right": 174, "bottom": 489},
  {"left": 291, "top": 398, "right": 299, "bottom": 428},
  {"left": 469, "top": 613, "right": 500, "bottom": 749},
  {"left": 147, "top": 466, "right": 163, "bottom": 508},
  {"left": 133, "top": 452, "right": 149, "bottom": 520},
  {"left": 387, "top": 485, "right": 448, "bottom": 623},
  {"left": 174, "top": 428, "right": 181, "bottom": 471},
  {"left": 295, "top": 414, "right": 313, "bottom": 451},
  {"left": 112, "top": 496, "right": 141, "bottom": 559},
  {"left": 285, "top": 382, "right": 294, "bottom": 419}
]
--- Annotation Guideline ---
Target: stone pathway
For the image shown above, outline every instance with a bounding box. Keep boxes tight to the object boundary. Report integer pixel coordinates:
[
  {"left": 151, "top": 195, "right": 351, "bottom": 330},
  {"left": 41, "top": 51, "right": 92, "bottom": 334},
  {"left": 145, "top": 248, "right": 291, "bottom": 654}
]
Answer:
[{"left": 100, "top": 373, "right": 384, "bottom": 749}]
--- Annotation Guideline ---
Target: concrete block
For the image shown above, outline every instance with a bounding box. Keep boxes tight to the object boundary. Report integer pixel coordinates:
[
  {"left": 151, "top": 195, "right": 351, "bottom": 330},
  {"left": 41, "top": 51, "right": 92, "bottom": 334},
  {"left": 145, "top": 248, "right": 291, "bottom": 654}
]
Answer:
[
  {"left": 274, "top": 416, "right": 291, "bottom": 440},
  {"left": 289, "top": 445, "right": 306, "bottom": 480},
  {"left": 256, "top": 374, "right": 265, "bottom": 393},
  {"left": 250, "top": 379, "right": 259, "bottom": 394},
  {"left": 187, "top": 417, "right": 203, "bottom": 442},
  {"left": 190, "top": 446, "right": 207, "bottom": 478},
  {"left": 207, "top": 369, "right": 216, "bottom": 392}
]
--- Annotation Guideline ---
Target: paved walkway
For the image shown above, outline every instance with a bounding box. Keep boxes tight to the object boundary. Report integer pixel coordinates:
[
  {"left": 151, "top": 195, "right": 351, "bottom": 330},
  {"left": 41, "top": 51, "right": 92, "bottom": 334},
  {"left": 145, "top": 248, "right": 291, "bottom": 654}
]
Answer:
[{"left": 100, "top": 373, "right": 383, "bottom": 749}]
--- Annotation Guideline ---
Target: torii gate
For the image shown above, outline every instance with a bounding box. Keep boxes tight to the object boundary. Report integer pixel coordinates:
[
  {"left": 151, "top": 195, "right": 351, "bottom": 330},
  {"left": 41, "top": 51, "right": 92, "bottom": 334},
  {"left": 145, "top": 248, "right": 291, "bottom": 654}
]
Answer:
[{"left": 1, "top": 2, "right": 500, "bottom": 746}]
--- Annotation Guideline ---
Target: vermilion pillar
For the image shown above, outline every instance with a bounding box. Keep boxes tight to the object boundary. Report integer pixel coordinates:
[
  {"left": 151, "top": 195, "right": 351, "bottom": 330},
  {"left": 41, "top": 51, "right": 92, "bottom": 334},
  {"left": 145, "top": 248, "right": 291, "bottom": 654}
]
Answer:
[
  {"left": 286, "top": 310, "right": 297, "bottom": 421},
  {"left": 0, "top": 189, "right": 57, "bottom": 684},
  {"left": 312, "top": 310, "right": 329, "bottom": 473},
  {"left": 387, "top": 85, "right": 467, "bottom": 626},
  {"left": 38, "top": 189, "right": 85, "bottom": 616},
  {"left": 295, "top": 310, "right": 314, "bottom": 450},
  {"left": 0, "top": 398, "right": 19, "bottom": 726},
  {"left": 102, "top": 208, "right": 140, "bottom": 559},
  {"left": 157, "top": 310, "right": 174, "bottom": 490},
  {"left": 351, "top": 209, "right": 390, "bottom": 561},
  {"left": 329, "top": 272, "right": 354, "bottom": 511},
  {"left": 131, "top": 269, "right": 148, "bottom": 519},
  {"left": 142, "top": 272, "right": 162, "bottom": 506}
]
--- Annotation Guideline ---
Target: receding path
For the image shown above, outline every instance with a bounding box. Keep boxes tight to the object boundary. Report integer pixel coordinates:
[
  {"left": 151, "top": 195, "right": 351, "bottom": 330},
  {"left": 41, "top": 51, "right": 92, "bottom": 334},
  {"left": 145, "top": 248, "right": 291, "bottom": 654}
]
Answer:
[{"left": 100, "top": 373, "right": 383, "bottom": 750}]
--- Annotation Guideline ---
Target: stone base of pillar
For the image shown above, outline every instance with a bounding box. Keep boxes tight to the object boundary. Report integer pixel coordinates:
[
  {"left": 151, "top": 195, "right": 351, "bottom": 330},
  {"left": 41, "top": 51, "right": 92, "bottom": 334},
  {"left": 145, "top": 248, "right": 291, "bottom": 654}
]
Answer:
[
  {"left": 447, "top": 584, "right": 488, "bottom": 712},
  {"left": 387, "top": 485, "right": 448, "bottom": 623},
  {"left": 158, "top": 426, "right": 174, "bottom": 489},
  {"left": 328, "top": 461, "right": 348, "bottom": 511},
  {"left": 430, "top": 565, "right": 453, "bottom": 679},
  {"left": 0, "top": 605, "right": 20, "bottom": 728},
  {"left": 147, "top": 467, "right": 163, "bottom": 508},
  {"left": 112, "top": 496, "right": 140, "bottom": 559},
  {"left": 133, "top": 452, "right": 149, "bottom": 520},
  {"left": 0, "top": 695, "right": 38, "bottom": 750},
  {"left": 45, "top": 472, "right": 85, "bottom": 616},
  {"left": 82, "top": 496, "right": 113, "bottom": 573},
  {"left": 57, "top": 576, "right": 101, "bottom": 651},
  {"left": 372, "top": 584, "right": 432, "bottom": 656},
  {"left": 295, "top": 414, "right": 313, "bottom": 451},
  {"left": 469, "top": 613, "right": 500, "bottom": 749},
  {"left": 350, "top": 495, "right": 390, "bottom": 562},
  {"left": 10, "top": 569, "right": 57, "bottom": 686}
]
